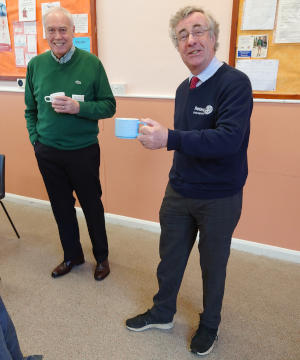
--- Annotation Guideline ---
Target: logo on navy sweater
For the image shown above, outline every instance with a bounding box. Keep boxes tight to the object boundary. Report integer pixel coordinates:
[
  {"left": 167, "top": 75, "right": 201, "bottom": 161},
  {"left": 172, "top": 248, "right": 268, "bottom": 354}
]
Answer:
[{"left": 193, "top": 105, "right": 213, "bottom": 115}]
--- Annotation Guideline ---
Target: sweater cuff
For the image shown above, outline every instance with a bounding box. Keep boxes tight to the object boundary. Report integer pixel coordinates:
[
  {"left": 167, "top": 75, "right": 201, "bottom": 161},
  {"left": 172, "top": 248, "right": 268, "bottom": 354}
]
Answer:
[
  {"left": 30, "top": 134, "right": 38, "bottom": 145},
  {"left": 77, "top": 102, "right": 89, "bottom": 117},
  {"left": 167, "top": 129, "right": 181, "bottom": 151}
]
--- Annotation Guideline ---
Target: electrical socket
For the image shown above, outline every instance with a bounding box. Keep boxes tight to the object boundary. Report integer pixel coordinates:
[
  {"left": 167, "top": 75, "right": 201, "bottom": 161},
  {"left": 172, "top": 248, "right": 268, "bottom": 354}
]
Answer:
[{"left": 111, "top": 83, "right": 126, "bottom": 96}]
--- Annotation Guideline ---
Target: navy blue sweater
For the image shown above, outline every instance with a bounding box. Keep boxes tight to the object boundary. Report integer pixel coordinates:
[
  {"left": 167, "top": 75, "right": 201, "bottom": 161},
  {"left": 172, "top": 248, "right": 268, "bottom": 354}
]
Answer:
[{"left": 167, "top": 63, "right": 252, "bottom": 199}]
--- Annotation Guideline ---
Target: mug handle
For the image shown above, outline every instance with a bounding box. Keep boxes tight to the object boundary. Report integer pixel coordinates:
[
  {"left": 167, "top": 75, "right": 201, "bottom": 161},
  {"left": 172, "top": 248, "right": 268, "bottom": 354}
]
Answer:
[
  {"left": 44, "top": 96, "right": 51, "bottom": 102},
  {"left": 137, "top": 121, "right": 146, "bottom": 137}
]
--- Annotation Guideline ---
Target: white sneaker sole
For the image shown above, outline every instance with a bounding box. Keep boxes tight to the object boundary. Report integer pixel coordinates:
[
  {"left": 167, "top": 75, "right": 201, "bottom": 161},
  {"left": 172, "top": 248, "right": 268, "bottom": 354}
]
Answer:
[
  {"left": 194, "top": 339, "right": 216, "bottom": 356},
  {"left": 126, "top": 322, "right": 174, "bottom": 332},
  {"left": 191, "top": 330, "right": 219, "bottom": 356}
]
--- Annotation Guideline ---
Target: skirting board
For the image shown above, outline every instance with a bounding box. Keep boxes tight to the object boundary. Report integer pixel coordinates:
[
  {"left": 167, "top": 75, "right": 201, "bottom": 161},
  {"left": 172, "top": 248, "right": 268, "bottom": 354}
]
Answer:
[{"left": 5, "top": 193, "right": 300, "bottom": 264}]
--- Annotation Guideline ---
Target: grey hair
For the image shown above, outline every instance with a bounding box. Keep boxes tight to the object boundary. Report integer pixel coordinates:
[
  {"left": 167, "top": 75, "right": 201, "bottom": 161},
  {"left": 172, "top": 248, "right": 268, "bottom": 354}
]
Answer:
[
  {"left": 43, "top": 6, "right": 74, "bottom": 28},
  {"left": 169, "top": 6, "right": 219, "bottom": 51}
]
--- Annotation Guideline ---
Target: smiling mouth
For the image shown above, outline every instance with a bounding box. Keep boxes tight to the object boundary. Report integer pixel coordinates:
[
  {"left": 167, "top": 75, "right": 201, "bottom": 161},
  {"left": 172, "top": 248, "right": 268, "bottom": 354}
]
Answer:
[{"left": 189, "top": 49, "right": 201, "bottom": 55}]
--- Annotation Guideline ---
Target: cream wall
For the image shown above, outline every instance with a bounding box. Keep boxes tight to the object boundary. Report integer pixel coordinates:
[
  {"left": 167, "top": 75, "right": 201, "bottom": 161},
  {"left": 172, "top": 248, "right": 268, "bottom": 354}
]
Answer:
[{"left": 96, "top": 0, "right": 233, "bottom": 97}]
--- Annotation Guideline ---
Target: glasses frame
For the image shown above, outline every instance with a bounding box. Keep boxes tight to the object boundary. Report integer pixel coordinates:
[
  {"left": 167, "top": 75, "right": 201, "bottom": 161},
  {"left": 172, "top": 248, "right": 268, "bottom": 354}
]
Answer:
[{"left": 176, "top": 27, "right": 210, "bottom": 43}]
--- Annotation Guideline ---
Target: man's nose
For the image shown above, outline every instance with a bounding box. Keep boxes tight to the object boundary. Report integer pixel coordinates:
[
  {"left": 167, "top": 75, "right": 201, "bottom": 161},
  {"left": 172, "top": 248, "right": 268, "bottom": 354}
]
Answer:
[
  {"left": 187, "top": 32, "right": 198, "bottom": 44},
  {"left": 53, "top": 30, "right": 63, "bottom": 37}
]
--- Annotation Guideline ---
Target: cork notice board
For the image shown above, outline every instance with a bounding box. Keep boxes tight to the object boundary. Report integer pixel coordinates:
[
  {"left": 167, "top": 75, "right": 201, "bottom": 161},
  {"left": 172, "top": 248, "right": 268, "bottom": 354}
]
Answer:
[
  {"left": 0, "top": 0, "right": 97, "bottom": 80},
  {"left": 229, "top": 0, "right": 300, "bottom": 99}
]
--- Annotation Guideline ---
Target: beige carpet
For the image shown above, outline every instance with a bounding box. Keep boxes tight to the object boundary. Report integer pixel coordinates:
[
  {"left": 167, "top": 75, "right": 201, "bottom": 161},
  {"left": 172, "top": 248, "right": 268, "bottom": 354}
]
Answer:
[{"left": 0, "top": 198, "right": 299, "bottom": 360}]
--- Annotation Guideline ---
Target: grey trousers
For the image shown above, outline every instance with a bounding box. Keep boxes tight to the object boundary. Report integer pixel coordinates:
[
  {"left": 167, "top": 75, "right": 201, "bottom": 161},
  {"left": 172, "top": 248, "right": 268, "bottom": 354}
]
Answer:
[{"left": 150, "top": 183, "right": 243, "bottom": 329}]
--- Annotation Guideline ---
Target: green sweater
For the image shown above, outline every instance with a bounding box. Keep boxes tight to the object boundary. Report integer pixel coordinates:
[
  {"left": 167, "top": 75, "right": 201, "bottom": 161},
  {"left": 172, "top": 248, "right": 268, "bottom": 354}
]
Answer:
[{"left": 25, "top": 48, "right": 116, "bottom": 150}]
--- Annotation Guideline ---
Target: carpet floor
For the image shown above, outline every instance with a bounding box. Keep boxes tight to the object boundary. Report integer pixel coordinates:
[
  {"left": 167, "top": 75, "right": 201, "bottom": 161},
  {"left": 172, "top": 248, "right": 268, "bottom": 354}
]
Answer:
[{"left": 0, "top": 198, "right": 299, "bottom": 360}]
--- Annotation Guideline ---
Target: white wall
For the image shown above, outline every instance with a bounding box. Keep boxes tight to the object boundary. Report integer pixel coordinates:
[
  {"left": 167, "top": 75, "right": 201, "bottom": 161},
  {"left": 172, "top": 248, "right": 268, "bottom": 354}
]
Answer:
[{"left": 96, "top": 0, "right": 234, "bottom": 97}]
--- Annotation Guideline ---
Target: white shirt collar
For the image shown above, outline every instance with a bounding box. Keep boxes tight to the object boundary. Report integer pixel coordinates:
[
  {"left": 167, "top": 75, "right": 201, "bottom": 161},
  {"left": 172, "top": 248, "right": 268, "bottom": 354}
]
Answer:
[
  {"left": 189, "top": 57, "right": 223, "bottom": 86},
  {"left": 51, "top": 44, "right": 76, "bottom": 64}
]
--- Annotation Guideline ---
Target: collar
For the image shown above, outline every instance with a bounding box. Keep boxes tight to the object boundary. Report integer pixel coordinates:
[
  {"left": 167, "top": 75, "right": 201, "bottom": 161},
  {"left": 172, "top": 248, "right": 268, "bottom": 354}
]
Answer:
[
  {"left": 189, "top": 57, "right": 223, "bottom": 86},
  {"left": 51, "top": 44, "right": 76, "bottom": 64}
]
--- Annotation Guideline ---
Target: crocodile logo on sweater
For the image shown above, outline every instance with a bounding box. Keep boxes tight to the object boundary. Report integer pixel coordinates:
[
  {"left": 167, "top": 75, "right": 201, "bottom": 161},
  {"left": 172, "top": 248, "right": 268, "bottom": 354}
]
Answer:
[{"left": 193, "top": 105, "right": 213, "bottom": 115}]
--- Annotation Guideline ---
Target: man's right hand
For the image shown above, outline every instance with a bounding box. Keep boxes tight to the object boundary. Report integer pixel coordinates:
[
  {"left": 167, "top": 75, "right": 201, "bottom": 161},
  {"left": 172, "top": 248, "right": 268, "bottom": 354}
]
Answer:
[{"left": 138, "top": 118, "right": 168, "bottom": 150}]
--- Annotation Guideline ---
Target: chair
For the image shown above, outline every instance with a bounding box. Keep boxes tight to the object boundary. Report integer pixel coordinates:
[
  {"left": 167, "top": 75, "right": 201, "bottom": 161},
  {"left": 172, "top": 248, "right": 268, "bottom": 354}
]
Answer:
[{"left": 0, "top": 155, "right": 20, "bottom": 238}]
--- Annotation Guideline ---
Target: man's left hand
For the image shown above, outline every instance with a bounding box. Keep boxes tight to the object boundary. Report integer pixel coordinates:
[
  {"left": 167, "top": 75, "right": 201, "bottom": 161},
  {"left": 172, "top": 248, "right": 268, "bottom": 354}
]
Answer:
[
  {"left": 138, "top": 118, "right": 168, "bottom": 150},
  {"left": 52, "top": 96, "right": 80, "bottom": 114}
]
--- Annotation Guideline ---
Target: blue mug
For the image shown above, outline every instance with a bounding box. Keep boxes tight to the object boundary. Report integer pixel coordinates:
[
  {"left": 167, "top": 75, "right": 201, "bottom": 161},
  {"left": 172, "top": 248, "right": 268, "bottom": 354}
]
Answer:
[{"left": 115, "top": 118, "right": 145, "bottom": 139}]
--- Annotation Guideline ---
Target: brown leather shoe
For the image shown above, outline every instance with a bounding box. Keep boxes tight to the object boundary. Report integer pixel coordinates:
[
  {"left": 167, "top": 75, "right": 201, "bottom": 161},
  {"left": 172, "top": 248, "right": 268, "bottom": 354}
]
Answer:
[
  {"left": 94, "top": 259, "right": 110, "bottom": 281},
  {"left": 51, "top": 259, "right": 84, "bottom": 278}
]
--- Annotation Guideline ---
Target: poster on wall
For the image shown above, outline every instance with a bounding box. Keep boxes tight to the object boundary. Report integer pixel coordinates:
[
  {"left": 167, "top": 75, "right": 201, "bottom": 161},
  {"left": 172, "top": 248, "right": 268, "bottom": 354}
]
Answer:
[
  {"left": 13, "top": 21, "right": 37, "bottom": 67},
  {"left": 73, "top": 36, "right": 90, "bottom": 52},
  {"left": 73, "top": 13, "right": 88, "bottom": 33},
  {"left": 19, "top": 0, "right": 36, "bottom": 22},
  {"left": 0, "top": 0, "right": 11, "bottom": 51},
  {"left": 242, "top": 0, "right": 277, "bottom": 30},
  {"left": 274, "top": 0, "right": 300, "bottom": 43},
  {"left": 236, "top": 59, "right": 279, "bottom": 91}
]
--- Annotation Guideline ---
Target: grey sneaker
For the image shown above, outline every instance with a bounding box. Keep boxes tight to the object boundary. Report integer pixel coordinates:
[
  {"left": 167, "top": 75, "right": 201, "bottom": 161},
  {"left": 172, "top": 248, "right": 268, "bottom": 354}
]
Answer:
[
  {"left": 126, "top": 310, "right": 173, "bottom": 332},
  {"left": 190, "top": 324, "right": 218, "bottom": 356}
]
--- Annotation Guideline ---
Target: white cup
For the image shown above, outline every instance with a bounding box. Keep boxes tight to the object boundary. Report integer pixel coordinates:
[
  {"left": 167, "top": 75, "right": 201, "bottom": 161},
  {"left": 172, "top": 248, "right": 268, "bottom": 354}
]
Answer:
[{"left": 44, "top": 92, "right": 65, "bottom": 102}]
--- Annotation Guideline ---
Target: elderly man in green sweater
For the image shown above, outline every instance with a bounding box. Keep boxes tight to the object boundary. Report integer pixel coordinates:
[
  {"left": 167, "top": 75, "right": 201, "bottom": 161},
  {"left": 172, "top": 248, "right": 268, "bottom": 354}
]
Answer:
[{"left": 25, "top": 7, "right": 116, "bottom": 281}]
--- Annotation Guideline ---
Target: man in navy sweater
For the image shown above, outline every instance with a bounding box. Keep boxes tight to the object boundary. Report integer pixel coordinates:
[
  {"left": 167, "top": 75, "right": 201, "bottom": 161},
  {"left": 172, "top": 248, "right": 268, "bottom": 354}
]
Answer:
[{"left": 126, "top": 5, "right": 252, "bottom": 357}]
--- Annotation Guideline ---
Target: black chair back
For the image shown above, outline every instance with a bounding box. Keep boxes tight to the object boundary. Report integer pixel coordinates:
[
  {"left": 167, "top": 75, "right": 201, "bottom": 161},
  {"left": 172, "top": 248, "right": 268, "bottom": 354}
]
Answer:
[
  {"left": 0, "top": 154, "right": 20, "bottom": 238},
  {"left": 0, "top": 154, "right": 4, "bottom": 200}
]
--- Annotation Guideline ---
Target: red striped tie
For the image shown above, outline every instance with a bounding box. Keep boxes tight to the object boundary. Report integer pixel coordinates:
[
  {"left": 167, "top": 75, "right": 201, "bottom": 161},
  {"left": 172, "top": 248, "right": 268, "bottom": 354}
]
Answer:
[{"left": 190, "top": 76, "right": 199, "bottom": 89}]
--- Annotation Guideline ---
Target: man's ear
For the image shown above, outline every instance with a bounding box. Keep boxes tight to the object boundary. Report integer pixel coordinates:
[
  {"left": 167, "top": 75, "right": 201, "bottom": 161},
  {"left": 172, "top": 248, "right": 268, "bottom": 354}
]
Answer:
[
  {"left": 211, "top": 33, "right": 216, "bottom": 44},
  {"left": 210, "top": 33, "right": 216, "bottom": 51}
]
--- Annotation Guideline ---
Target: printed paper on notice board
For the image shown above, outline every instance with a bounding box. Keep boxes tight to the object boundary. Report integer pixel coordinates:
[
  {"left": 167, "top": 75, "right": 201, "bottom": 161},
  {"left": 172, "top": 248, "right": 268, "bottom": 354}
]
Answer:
[{"left": 73, "top": 37, "right": 90, "bottom": 52}]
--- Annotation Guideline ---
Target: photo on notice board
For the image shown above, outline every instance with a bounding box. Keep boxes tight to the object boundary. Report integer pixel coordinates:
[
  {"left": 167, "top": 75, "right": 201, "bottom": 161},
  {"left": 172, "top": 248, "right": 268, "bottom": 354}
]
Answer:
[
  {"left": 237, "top": 34, "right": 268, "bottom": 58},
  {"left": 252, "top": 35, "right": 268, "bottom": 58}
]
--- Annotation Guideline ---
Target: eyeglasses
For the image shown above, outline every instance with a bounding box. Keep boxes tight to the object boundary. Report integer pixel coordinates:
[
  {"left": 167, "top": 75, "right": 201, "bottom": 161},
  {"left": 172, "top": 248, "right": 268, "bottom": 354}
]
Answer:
[{"left": 176, "top": 27, "right": 210, "bottom": 43}]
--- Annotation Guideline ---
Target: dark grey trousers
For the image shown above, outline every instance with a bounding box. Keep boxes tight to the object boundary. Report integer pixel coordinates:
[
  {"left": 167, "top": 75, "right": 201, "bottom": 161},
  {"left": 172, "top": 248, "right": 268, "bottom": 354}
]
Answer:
[{"left": 150, "top": 183, "right": 243, "bottom": 329}]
